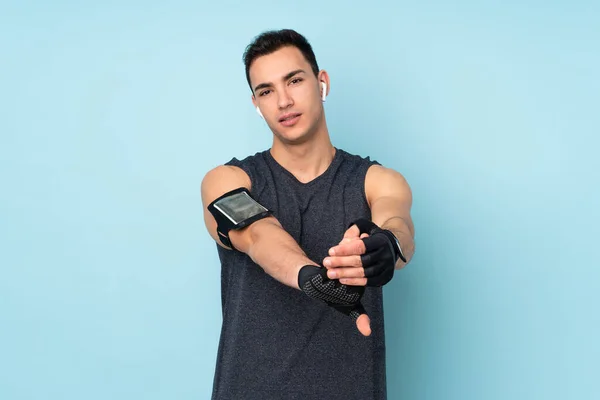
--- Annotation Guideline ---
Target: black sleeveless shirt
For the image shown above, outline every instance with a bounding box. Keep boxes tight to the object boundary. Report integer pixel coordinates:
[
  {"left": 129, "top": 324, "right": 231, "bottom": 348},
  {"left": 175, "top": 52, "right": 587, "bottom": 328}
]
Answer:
[{"left": 211, "top": 148, "right": 387, "bottom": 400}]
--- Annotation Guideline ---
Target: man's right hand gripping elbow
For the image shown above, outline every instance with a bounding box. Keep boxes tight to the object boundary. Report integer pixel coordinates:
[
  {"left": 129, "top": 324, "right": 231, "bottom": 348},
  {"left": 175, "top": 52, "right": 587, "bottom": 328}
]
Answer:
[{"left": 201, "top": 165, "right": 372, "bottom": 337}]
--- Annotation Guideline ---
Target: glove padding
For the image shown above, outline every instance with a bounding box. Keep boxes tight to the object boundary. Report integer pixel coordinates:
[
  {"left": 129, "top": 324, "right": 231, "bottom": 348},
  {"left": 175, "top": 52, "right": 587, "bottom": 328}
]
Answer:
[
  {"left": 298, "top": 265, "right": 366, "bottom": 320},
  {"left": 351, "top": 218, "right": 404, "bottom": 287}
]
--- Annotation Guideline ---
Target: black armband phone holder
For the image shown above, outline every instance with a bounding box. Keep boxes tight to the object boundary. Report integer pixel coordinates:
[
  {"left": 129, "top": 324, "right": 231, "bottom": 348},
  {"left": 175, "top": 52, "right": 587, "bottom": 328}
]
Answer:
[{"left": 207, "top": 187, "right": 272, "bottom": 248}]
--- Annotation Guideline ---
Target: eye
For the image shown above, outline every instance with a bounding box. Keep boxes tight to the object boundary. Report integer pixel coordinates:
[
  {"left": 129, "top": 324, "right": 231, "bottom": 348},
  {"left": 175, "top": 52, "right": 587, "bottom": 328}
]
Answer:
[
  {"left": 259, "top": 89, "right": 271, "bottom": 97},
  {"left": 290, "top": 77, "right": 303, "bottom": 85}
]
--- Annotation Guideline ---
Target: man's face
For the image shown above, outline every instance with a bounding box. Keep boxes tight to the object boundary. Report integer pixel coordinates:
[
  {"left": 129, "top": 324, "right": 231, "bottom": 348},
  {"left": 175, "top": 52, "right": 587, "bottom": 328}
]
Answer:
[{"left": 249, "top": 46, "right": 327, "bottom": 144}]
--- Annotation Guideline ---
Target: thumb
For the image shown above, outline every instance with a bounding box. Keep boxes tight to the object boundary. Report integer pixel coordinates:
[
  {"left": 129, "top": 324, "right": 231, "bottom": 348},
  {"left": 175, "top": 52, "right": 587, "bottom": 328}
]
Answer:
[
  {"left": 350, "top": 303, "right": 371, "bottom": 336},
  {"left": 339, "top": 229, "right": 365, "bottom": 245},
  {"left": 343, "top": 224, "right": 361, "bottom": 240},
  {"left": 339, "top": 236, "right": 362, "bottom": 245},
  {"left": 356, "top": 314, "right": 371, "bottom": 336}
]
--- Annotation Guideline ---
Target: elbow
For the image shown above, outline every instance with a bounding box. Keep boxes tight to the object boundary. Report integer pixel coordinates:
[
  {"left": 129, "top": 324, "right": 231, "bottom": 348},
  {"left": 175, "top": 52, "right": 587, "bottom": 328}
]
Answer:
[{"left": 232, "top": 216, "right": 280, "bottom": 256}]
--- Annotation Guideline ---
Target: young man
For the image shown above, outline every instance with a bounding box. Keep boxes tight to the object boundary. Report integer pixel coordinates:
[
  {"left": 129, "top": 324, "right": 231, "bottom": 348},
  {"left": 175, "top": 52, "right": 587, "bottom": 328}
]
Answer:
[{"left": 201, "top": 29, "right": 415, "bottom": 400}]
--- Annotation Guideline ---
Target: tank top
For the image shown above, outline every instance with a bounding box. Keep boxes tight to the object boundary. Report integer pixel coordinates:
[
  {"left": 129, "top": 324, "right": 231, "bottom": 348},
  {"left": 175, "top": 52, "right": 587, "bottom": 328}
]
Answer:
[{"left": 211, "top": 147, "right": 386, "bottom": 400}]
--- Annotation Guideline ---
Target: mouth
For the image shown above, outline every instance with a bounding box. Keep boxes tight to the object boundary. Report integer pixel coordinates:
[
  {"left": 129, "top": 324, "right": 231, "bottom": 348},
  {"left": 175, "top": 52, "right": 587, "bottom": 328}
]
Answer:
[{"left": 279, "top": 113, "right": 302, "bottom": 127}]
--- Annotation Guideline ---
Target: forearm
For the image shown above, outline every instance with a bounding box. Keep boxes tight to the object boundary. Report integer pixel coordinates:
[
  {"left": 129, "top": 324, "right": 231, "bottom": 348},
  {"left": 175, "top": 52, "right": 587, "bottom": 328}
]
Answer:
[
  {"left": 380, "top": 216, "right": 415, "bottom": 269},
  {"left": 229, "top": 217, "right": 317, "bottom": 289}
]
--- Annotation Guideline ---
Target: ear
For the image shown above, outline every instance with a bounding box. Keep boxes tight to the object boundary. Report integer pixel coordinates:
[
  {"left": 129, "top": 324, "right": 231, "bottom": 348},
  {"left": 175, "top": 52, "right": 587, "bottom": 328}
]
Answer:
[
  {"left": 317, "top": 70, "right": 330, "bottom": 101},
  {"left": 251, "top": 94, "right": 265, "bottom": 119}
]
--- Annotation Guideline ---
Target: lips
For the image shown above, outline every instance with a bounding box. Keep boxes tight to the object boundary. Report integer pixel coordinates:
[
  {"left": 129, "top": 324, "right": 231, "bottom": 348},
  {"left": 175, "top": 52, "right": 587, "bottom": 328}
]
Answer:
[
  {"left": 279, "top": 112, "right": 301, "bottom": 127},
  {"left": 279, "top": 112, "right": 301, "bottom": 122}
]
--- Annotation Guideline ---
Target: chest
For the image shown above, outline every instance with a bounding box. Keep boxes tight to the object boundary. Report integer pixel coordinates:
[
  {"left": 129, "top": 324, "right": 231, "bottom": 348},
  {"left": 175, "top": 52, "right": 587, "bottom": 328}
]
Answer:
[{"left": 258, "top": 176, "right": 372, "bottom": 264}]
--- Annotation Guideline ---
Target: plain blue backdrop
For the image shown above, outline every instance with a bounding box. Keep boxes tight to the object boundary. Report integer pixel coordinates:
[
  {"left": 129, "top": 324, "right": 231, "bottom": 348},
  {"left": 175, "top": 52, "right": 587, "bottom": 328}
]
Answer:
[{"left": 1, "top": 1, "right": 598, "bottom": 399}]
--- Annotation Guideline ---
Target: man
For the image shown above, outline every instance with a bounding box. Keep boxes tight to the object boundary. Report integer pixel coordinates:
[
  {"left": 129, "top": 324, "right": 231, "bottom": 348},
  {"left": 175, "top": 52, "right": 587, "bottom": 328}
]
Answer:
[{"left": 201, "top": 29, "right": 415, "bottom": 400}]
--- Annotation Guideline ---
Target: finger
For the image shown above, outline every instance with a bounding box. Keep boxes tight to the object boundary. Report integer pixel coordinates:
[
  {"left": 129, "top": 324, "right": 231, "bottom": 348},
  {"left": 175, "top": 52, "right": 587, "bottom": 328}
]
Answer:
[
  {"left": 327, "top": 266, "right": 365, "bottom": 280},
  {"left": 340, "top": 277, "right": 368, "bottom": 286},
  {"left": 362, "top": 257, "right": 389, "bottom": 277},
  {"left": 360, "top": 233, "right": 369, "bottom": 239},
  {"left": 360, "top": 247, "right": 387, "bottom": 270},
  {"left": 356, "top": 314, "right": 371, "bottom": 336},
  {"left": 328, "top": 239, "right": 367, "bottom": 257},
  {"left": 323, "top": 255, "right": 362, "bottom": 269},
  {"left": 361, "top": 234, "right": 389, "bottom": 252}
]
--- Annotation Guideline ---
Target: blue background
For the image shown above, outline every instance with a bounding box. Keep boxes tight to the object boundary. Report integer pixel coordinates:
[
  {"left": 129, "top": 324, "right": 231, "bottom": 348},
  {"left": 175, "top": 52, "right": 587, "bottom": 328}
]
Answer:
[{"left": 1, "top": 1, "right": 598, "bottom": 399}]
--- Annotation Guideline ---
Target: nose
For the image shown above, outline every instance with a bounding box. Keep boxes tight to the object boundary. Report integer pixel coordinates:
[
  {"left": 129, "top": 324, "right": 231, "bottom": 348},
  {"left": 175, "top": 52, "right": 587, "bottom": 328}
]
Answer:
[{"left": 277, "top": 87, "right": 294, "bottom": 110}]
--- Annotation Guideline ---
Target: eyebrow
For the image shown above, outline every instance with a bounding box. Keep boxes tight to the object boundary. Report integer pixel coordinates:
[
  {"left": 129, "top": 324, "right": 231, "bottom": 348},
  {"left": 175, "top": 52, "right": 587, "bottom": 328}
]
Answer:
[{"left": 253, "top": 69, "right": 306, "bottom": 93}]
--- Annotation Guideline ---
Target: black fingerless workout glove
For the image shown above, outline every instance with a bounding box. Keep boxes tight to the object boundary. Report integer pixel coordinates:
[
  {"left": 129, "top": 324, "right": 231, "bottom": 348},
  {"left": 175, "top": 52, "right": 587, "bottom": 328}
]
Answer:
[
  {"left": 350, "top": 218, "right": 407, "bottom": 287},
  {"left": 298, "top": 265, "right": 366, "bottom": 320}
]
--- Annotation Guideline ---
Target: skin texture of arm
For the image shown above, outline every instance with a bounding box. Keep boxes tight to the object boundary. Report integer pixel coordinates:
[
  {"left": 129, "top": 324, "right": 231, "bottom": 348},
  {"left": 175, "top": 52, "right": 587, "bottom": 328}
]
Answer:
[
  {"left": 322, "top": 165, "right": 416, "bottom": 286},
  {"left": 201, "top": 165, "right": 317, "bottom": 289}
]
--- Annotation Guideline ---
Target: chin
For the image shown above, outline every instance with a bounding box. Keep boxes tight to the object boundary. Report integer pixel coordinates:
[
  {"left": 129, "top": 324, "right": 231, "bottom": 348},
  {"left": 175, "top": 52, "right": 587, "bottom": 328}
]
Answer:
[
  {"left": 274, "top": 130, "right": 311, "bottom": 145},
  {"left": 271, "top": 116, "right": 320, "bottom": 145}
]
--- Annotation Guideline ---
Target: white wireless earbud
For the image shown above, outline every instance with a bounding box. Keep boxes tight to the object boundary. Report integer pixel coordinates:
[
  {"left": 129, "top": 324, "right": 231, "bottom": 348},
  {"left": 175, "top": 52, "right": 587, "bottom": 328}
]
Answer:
[
  {"left": 321, "top": 82, "right": 327, "bottom": 102},
  {"left": 256, "top": 106, "right": 264, "bottom": 119}
]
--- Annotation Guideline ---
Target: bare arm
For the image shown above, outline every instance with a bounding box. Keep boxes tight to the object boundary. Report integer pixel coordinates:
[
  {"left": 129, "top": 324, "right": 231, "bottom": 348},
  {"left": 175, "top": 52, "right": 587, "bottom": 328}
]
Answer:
[
  {"left": 201, "top": 165, "right": 317, "bottom": 289},
  {"left": 365, "top": 165, "right": 416, "bottom": 269}
]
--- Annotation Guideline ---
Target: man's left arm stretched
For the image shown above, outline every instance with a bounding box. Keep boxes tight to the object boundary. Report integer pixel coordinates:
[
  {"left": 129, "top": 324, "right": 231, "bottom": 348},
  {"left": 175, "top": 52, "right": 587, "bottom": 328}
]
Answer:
[{"left": 323, "top": 165, "right": 415, "bottom": 286}]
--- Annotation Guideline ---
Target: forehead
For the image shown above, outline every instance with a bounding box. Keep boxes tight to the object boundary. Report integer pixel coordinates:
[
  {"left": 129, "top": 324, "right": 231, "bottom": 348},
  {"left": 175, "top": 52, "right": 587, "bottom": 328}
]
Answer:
[{"left": 249, "top": 46, "right": 311, "bottom": 86}]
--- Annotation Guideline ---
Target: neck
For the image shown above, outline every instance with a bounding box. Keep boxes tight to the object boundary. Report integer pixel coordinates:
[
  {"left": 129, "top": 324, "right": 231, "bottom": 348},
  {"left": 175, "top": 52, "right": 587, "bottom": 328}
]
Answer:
[{"left": 270, "top": 130, "right": 336, "bottom": 184}]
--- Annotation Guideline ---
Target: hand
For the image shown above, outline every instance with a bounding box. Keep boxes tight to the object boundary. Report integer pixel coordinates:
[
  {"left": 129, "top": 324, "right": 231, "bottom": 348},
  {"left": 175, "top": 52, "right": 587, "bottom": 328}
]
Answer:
[
  {"left": 324, "top": 224, "right": 370, "bottom": 286},
  {"left": 323, "top": 219, "right": 402, "bottom": 287},
  {"left": 298, "top": 265, "right": 371, "bottom": 336},
  {"left": 333, "top": 226, "right": 372, "bottom": 336}
]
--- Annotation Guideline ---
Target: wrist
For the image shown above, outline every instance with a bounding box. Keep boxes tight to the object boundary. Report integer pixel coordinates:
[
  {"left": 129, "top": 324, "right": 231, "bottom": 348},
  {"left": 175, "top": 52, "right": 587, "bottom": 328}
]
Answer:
[
  {"left": 295, "top": 263, "right": 319, "bottom": 290},
  {"left": 380, "top": 229, "right": 406, "bottom": 263}
]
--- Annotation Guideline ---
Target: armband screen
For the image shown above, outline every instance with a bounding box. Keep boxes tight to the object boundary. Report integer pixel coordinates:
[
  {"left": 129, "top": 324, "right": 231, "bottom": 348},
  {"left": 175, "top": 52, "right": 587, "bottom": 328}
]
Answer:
[{"left": 208, "top": 187, "right": 272, "bottom": 248}]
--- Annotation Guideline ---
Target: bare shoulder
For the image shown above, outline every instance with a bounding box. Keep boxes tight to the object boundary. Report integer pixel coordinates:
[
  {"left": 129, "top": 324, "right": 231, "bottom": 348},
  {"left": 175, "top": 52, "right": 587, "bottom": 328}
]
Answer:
[
  {"left": 365, "top": 164, "right": 412, "bottom": 206},
  {"left": 201, "top": 165, "right": 251, "bottom": 202}
]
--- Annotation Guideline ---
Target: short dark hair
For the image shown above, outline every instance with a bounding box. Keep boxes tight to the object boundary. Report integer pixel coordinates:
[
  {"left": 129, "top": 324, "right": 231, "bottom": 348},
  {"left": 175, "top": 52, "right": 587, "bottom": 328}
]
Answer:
[{"left": 243, "top": 29, "right": 320, "bottom": 91}]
